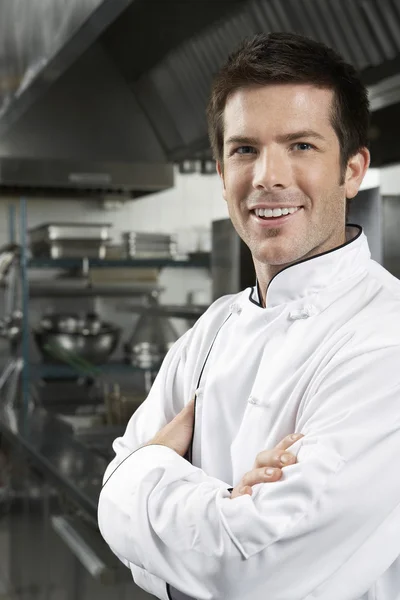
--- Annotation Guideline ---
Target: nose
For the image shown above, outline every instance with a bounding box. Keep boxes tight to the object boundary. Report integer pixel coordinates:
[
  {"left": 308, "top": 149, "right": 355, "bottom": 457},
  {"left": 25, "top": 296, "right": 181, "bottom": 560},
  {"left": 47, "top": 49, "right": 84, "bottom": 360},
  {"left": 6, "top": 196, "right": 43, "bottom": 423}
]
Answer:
[{"left": 252, "top": 147, "right": 292, "bottom": 191}]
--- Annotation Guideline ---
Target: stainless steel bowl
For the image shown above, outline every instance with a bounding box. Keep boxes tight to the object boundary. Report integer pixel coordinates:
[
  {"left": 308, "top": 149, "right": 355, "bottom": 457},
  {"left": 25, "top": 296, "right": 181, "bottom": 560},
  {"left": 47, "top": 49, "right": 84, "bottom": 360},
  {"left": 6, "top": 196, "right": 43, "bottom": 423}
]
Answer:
[
  {"left": 124, "top": 341, "right": 175, "bottom": 369},
  {"left": 34, "top": 327, "right": 120, "bottom": 365},
  {"left": 39, "top": 312, "right": 102, "bottom": 334},
  {"left": 39, "top": 314, "right": 84, "bottom": 334}
]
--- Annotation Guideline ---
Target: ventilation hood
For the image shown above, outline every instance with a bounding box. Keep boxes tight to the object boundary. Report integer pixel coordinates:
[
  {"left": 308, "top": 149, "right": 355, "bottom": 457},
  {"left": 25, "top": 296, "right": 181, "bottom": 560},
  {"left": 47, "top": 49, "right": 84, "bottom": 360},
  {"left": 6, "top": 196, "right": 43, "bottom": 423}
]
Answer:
[
  {"left": 0, "top": 0, "right": 244, "bottom": 196},
  {"left": 1, "top": 0, "right": 400, "bottom": 194},
  {"left": 0, "top": 156, "right": 174, "bottom": 198}
]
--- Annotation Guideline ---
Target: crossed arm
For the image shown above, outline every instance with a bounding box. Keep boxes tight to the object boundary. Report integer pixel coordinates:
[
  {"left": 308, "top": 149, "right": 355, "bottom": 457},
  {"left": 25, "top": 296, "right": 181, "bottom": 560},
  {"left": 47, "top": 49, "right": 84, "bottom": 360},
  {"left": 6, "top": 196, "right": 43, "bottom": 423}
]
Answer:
[
  {"left": 143, "top": 395, "right": 304, "bottom": 498},
  {"left": 98, "top": 336, "right": 400, "bottom": 600}
]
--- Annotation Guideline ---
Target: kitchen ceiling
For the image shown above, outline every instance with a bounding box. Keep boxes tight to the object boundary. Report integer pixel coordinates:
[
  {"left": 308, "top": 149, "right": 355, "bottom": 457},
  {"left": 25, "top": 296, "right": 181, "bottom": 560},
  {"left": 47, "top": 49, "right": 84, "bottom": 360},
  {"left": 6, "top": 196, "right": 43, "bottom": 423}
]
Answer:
[
  {"left": 125, "top": 0, "right": 400, "bottom": 164},
  {"left": 1, "top": 0, "right": 400, "bottom": 188}
]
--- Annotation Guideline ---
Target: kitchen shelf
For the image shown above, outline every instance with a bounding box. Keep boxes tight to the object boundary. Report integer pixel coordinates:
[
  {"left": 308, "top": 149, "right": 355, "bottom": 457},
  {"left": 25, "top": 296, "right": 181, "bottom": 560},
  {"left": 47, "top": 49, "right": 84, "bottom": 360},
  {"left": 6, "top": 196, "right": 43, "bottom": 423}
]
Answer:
[
  {"left": 29, "top": 281, "right": 163, "bottom": 298},
  {"left": 28, "top": 256, "right": 210, "bottom": 269},
  {"left": 30, "top": 362, "right": 157, "bottom": 380},
  {"left": 119, "top": 303, "right": 208, "bottom": 319}
]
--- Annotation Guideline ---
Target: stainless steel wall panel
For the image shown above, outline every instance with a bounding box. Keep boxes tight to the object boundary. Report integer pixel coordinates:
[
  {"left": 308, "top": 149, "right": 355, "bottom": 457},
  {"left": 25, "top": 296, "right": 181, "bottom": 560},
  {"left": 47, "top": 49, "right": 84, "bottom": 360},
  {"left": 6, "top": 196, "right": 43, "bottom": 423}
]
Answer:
[
  {"left": 348, "top": 187, "right": 383, "bottom": 264},
  {"left": 382, "top": 196, "right": 400, "bottom": 278}
]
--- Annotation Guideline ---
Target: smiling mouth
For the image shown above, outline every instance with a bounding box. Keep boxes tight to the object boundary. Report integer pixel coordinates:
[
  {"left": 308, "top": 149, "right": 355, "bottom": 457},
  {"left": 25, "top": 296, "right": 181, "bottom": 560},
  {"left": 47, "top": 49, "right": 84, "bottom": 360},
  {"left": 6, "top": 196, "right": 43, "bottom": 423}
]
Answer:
[{"left": 251, "top": 207, "right": 303, "bottom": 220}]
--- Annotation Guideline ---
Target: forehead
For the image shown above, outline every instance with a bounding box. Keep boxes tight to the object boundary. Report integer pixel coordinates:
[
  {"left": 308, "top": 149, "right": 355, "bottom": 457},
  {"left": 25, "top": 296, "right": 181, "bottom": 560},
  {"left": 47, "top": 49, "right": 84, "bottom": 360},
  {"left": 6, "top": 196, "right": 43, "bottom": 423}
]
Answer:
[{"left": 223, "top": 84, "right": 336, "bottom": 138}]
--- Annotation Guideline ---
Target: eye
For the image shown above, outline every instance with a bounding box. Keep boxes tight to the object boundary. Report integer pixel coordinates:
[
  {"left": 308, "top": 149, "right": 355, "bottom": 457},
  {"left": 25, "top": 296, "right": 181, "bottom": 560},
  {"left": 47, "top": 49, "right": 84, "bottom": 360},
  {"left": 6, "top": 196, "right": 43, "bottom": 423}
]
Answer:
[
  {"left": 233, "top": 146, "right": 256, "bottom": 155},
  {"left": 292, "top": 142, "right": 314, "bottom": 151}
]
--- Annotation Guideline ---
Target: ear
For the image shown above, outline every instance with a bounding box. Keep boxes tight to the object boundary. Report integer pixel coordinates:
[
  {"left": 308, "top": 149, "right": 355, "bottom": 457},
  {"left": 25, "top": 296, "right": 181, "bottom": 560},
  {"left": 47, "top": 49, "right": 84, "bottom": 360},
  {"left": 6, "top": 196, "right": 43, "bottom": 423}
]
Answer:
[
  {"left": 216, "top": 161, "right": 227, "bottom": 201},
  {"left": 344, "top": 147, "right": 371, "bottom": 199}
]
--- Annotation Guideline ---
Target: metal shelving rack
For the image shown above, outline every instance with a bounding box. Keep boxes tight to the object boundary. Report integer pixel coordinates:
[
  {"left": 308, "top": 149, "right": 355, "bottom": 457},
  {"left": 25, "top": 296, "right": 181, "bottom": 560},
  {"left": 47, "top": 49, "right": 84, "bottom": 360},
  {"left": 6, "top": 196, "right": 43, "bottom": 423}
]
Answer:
[
  {"left": 29, "top": 256, "right": 210, "bottom": 269},
  {"left": 10, "top": 197, "right": 210, "bottom": 413}
]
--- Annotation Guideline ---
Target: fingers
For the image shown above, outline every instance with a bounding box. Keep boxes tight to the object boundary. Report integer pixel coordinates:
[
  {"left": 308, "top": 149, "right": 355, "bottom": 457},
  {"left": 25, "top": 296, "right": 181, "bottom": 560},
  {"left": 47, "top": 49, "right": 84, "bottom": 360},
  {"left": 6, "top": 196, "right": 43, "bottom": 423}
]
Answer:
[
  {"left": 241, "top": 466, "right": 282, "bottom": 487},
  {"left": 254, "top": 433, "right": 304, "bottom": 469},
  {"left": 230, "top": 467, "right": 282, "bottom": 499},
  {"left": 275, "top": 432, "right": 304, "bottom": 450},
  {"left": 231, "top": 433, "right": 305, "bottom": 500},
  {"left": 254, "top": 448, "right": 296, "bottom": 469}
]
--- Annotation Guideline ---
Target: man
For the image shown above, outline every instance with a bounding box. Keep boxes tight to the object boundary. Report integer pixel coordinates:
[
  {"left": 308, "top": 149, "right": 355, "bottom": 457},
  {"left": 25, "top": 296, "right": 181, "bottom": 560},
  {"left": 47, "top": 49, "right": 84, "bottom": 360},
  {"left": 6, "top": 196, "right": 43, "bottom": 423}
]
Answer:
[{"left": 98, "top": 32, "right": 400, "bottom": 599}]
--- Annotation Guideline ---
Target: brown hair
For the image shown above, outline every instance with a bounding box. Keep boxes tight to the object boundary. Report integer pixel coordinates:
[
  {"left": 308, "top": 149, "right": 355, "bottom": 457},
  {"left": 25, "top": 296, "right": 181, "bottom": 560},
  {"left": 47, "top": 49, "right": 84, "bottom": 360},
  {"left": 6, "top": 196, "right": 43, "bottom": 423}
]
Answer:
[{"left": 207, "top": 32, "right": 370, "bottom": 187}]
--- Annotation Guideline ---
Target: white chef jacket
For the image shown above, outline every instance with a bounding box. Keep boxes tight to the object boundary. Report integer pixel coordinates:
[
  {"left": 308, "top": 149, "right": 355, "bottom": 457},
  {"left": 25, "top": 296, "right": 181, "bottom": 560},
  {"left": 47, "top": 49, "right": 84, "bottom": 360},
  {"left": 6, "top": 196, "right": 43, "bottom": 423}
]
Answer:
[{"left": 98, "top": 224, "right": 400, "bottom": 600}]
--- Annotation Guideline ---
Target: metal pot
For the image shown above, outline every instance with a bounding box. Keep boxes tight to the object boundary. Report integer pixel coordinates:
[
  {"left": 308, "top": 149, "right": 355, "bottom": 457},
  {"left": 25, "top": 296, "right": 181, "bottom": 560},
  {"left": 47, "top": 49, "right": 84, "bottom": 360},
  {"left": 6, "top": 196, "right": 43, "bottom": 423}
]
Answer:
[
  {"left": 0, "top": 310, "right": 23, "bottom": 342},
  {"left": 40, "top": 313, "right": 84, "bottom": 334},
  {"left": 34, "top": 321, "right": 121, "bottom": 365},
  {"left": 0, "top": 243, "right": 20, "bottom": 283},
  {"left": 124, "top": 294, "right": 179, "bottom": 369},
  {"left": 39, "top": 312, "right": 103, "bottom": 335}
]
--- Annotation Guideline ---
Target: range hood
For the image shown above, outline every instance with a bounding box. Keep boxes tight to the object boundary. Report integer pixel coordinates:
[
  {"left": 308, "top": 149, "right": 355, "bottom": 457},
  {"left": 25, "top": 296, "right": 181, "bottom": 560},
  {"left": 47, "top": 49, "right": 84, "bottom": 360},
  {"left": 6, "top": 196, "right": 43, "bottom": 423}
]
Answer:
[
  {"left": 1, "top": 0, "right": 400, "bottom": 194},
  {"left": 0, "top": 0, "right": 244, "bottom": 197},
  {"left": 0, "top": 156, "right": 174, "bottom": 198}
]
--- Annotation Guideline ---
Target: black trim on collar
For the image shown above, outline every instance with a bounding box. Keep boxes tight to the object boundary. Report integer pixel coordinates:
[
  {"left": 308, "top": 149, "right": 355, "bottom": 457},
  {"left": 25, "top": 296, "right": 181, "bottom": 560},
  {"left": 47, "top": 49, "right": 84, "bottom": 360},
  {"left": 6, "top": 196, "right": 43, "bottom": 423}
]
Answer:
[
  {"left": 248, "top": 224, "right": 363, "bottom": 308},
  {"left": 249, "top": 282, "right": 263, "bottom": 308}
]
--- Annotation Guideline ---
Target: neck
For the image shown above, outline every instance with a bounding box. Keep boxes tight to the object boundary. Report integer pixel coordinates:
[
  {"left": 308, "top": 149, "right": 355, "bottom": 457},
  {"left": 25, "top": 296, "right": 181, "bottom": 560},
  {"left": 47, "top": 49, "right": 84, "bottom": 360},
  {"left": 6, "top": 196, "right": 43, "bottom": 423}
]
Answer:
[
  {"left": 255, "top": 263, "right": 293, "bottom": 307},
  {"left": 254, "top": 228, "right": 348, "bottom": 308}
]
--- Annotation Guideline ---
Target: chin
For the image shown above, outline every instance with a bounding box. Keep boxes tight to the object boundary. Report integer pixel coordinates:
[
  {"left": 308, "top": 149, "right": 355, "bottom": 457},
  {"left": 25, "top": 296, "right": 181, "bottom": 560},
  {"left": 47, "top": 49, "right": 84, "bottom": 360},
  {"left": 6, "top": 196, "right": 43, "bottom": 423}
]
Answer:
[{"left": 253, "top": 244, "right": 300, "bottom": 267}]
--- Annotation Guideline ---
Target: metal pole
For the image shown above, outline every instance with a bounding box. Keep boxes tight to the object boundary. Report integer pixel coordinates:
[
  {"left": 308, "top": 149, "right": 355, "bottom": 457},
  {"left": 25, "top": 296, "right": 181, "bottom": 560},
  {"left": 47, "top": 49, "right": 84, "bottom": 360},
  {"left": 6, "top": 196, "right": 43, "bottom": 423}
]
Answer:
[
  {"left": 8, "top": 204, "right": 16, "bottom": 244},
  {"left": 19, "top": 197, "right": 30, "bottom": 424}
]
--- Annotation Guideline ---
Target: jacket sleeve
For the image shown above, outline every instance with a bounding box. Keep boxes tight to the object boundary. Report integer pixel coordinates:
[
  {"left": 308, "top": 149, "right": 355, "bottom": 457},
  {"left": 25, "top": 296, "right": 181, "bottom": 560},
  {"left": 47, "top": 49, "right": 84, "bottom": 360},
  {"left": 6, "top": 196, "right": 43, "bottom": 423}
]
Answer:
[
  {"left": 100, "top": 327, "right": 195, "bottom": 599},
  {"left": 98, "top": 343, "right": 400, "bottom": 600}
]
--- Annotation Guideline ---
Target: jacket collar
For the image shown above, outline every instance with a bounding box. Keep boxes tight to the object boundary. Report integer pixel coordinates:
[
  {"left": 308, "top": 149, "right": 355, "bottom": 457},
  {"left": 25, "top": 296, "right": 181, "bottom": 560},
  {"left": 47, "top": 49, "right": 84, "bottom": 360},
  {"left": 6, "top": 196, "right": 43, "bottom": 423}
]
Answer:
[{"left": 249, "top": 224, "right": 370, "bottom": 309}]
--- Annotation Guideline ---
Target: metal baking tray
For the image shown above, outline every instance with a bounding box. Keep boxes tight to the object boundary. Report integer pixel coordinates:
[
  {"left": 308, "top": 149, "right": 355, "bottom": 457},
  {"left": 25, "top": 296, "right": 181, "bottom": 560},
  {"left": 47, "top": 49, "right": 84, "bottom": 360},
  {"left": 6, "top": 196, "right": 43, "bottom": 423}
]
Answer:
[
  {"left": 125, "top": 249, "right": 178, "bottom": 259},
  {"left": 29, "top": 223, "right": 112, "bottom": 243},
  {"left": 122, "top": 232, "right": 177, "bottom": 258},
  {"left": 31, "top": 240, "right": 107, "bottom": 259},
  {"left": 122, "top": 232, "right": 174, "bottom": 244}
]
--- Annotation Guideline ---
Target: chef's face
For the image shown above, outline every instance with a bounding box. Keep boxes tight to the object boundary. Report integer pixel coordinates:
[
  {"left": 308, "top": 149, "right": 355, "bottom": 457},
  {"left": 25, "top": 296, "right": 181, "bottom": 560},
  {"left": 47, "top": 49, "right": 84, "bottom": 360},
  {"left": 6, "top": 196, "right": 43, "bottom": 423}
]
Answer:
[{"left": 217, "top": 84, "right": 369, "bottom": 270}]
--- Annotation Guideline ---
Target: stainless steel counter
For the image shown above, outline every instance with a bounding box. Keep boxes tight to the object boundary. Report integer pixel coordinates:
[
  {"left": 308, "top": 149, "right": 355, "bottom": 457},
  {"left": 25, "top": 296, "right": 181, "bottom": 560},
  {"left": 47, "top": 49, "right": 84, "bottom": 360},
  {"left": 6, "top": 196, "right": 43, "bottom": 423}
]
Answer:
[
  {"left": 0, "top": 401, "right": 155, "bottom": 598},
  {"left": 0, "top": 401, "right": 109, "bottom": 519}
]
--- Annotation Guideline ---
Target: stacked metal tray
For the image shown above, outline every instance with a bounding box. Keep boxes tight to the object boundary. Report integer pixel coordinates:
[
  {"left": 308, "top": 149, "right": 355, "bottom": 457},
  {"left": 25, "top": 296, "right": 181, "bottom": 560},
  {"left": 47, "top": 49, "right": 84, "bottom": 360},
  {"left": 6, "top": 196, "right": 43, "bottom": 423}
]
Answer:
[
  {"left": 122, "top": 232, "right": 178, "bottom": 259},
  {"left": 29, "top": 223, "right": 112, "bottom": 259}
]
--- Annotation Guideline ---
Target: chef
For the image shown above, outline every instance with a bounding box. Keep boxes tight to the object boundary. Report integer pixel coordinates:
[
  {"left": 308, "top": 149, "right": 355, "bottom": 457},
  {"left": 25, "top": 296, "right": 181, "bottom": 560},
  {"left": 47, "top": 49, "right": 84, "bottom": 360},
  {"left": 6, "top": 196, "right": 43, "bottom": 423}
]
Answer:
[{"left": 98, "top": 32, "right": 400, "bottom": 600}]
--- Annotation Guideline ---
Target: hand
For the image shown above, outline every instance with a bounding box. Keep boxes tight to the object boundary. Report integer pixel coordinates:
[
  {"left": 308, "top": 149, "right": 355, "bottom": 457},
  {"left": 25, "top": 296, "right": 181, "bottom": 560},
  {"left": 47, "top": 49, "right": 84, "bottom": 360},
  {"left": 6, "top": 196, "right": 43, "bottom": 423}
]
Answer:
[
  {"left": 146, "top": 398, "right": 195, "bottom": 457},
  {"left": 230, "top": 432, "right": 304, "bottom": 499}
]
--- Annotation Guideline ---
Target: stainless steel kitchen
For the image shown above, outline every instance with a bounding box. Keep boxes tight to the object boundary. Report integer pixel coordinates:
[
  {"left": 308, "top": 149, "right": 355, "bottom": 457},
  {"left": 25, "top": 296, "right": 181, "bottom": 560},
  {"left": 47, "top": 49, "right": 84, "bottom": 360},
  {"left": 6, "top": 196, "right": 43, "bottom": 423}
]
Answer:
[{"left": 1, "top": 1, "right": 400, "bottom": 599}]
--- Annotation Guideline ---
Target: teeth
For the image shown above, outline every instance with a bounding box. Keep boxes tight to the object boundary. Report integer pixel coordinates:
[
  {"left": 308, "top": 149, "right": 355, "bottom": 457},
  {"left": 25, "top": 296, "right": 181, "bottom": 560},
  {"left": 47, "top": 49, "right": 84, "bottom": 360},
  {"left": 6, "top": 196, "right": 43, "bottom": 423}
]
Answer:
[{"left": 254, "top": 207, "right": 300, "bottom": 218}]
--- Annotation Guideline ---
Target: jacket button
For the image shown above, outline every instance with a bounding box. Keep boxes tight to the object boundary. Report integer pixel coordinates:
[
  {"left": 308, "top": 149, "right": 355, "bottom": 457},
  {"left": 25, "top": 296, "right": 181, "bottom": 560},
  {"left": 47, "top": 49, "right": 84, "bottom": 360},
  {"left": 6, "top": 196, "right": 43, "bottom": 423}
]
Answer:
[{"left": 248, "top": 396, "right": 259, "bottom": 405}]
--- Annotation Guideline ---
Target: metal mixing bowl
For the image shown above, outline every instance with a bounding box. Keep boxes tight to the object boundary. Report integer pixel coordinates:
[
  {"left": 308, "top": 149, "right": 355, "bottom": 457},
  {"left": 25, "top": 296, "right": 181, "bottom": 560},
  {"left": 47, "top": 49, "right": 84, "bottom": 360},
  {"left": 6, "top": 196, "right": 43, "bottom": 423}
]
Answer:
[{"left": 34, "top": 327, "right": 121, "bottom": 365}]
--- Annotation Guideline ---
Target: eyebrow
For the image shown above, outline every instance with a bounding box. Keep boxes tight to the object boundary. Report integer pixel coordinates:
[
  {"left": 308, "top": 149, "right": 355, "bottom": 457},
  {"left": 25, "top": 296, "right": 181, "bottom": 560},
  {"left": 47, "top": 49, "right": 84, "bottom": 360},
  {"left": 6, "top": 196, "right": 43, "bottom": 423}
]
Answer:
[
  {"left": 277, "top": 129, "right": 327, "bottom": 143},
  {"left": 225, "top": 130, "right": 326, "bottom": 146},
  {"left": 225, "top": 135, "right": 259, "bottom": 146}
]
